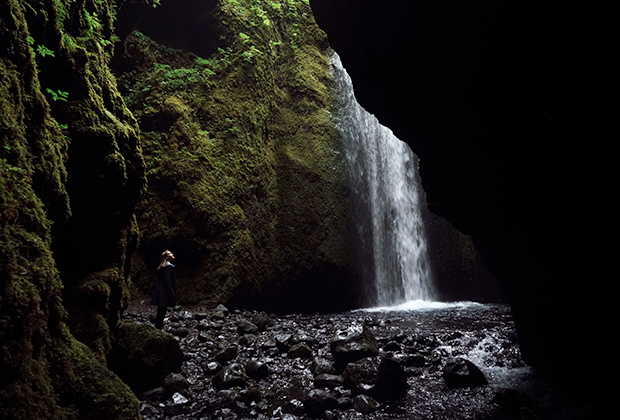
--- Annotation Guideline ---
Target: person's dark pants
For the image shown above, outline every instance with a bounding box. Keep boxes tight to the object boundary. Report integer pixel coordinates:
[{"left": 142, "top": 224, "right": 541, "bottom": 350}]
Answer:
[{"left": 155, "top": 306, "right": 167, "bottom": 329}]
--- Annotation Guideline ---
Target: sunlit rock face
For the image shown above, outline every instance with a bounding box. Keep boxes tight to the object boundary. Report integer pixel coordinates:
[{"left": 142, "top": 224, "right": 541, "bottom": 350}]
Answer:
[{"left": 310, "top": 0, "right": 613, "bottom": 392}]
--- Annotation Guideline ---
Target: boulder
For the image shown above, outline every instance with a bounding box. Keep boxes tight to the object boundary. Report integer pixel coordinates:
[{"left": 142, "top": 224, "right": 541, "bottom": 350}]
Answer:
[
  {"left": 442, "top": 358, "right": 488, "bottom": 388},
  {"left": 251, "top": 313, "right": 271, "bottom": 331},
  {"left": 288, "top": 342, "right": 313, "bottom": 359},
  {"left": 162, "top": 372, "right": 189, "bottom": 395},
  {"left": 304, "top": 389, "right": 338, "bottom": 417},
  {"left": 402, "top": 352, "right": 428, "bottom": 367},
  {"left": 314, "top": 373, "right": 344, "bottom": 389},
  {"left": 246, "top": 360, "right": 269, "bottom": 379},
  {"left": 108, "top": 321, "right": 184, "bottom": 392},
  {"left": 372, "top": 357, "right": 408, "bottom": 400},
  {"left": 342, "top": 357, "right": 380, "bottom": 394},
  {"left": 212, "top": 363, "right": 247, "bottom": 389},
  {"left": 237, "top": 319, "right": 259, "bottom": 335},
  {"left": 311, "top": 357, "right": 337, "bottom": 375},
  {"left": 214, "top": 344, "right": 238, "bottom": 364},
  {"left": 330, "top": 324, "right": 379, "bottom": 364}
]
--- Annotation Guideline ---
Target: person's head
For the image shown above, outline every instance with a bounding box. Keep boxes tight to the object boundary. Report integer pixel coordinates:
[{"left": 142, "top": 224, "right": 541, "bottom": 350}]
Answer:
[{"left": 158, "top": 249, "right": 175, "bottom": 268}]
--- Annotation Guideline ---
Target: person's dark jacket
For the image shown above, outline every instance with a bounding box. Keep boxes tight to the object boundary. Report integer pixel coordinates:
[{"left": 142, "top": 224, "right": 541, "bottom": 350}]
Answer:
[{"left": 151, "top": 262, "right": 176, "bottom": 307}]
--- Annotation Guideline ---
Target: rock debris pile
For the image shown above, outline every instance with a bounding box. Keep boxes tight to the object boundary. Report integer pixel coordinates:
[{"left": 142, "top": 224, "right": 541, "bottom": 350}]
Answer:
[{"left": 118, "top": 302, "right": 533, "bottom": 419}]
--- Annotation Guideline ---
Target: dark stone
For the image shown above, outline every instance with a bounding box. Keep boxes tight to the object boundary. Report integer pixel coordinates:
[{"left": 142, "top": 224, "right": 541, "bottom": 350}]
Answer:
[
  {"left": 212, "top": 363, "right": 247, "bottom": 390},
  {"left": 352, "top": 394, "right": 378, "bottom": 414},
  {"left": 372, "top": 357, "right": 407, "bottom": 400},
  {"left": 442, "top": 358, "right": 488, "bottom": 388},
  {"left": 162, "top": 372, "right": 189, "bottom": 395},
  {"left": 245, "top": 360, "right": 269, "bottom": 379},
  {"left": 330, "top": 325, "right": 379, "bottom": 364},
  {"left": 304, "top": 389, "right": 338, "bottom": 417},
  {"left": 402, "top": 352, "right": 428, "bottom": 368},
  {"left": 214, "top": 344, "right": 238, "bottom": 364},
  {"left": 251, "top": 313, "right": 271, "bottom": 331},
  {"left": 342, "top": 357, "right": 380, "bottom": 395},
  {"left": 310, "top": 357, "right": 337, "bottom": 375},
  {"left": 288, "top": 342, "right": 313, "bottom": 359},
  {"left": 282, "top": 399, "right": 305, "bottom": 416},
  {"left": 237, "top": 319, "right": 259, "bottom": 335},
  {"left": 314, "top": 373, "right": 344, "bottom": 389},
  {"left": 383, "top": 341, "right": 400, "bottom": 352},
  {"left": 205, "top": 361, "right": 223, "bottom": 375}
]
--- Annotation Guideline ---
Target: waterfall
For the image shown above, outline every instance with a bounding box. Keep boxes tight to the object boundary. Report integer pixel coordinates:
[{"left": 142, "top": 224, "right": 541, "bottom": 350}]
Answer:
[{"left": 330, "top": 52, "right": 436, "bottom": 307}]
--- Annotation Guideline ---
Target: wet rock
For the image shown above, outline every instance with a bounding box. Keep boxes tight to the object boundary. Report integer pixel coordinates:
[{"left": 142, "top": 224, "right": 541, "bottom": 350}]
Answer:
[
  {"left": 442, "top": 358, "right": 488, "bottom": 388},
  {"left": 275, "top": 333, "right": 294, "bottom": 352},
  {"left": 352, "top": 394, "right": 379, "bottom": 414},
  {"left": 282, "top": 398, "right": 305, "bottom": 416},
  {"left": 215, "top": 304, "right": 230, "bottom": 315},
  {"left": 310, "top": 357, "right": 337, "bottom": 375},
  {"left": 194, "top": 312, "right": 209, "bottom": 321},
  {"left": 214, "top": 344, "right": 238, "bottom": 364},
  {"left": 330, "top": 324, "right": 379, "bottom": 364},
  {"left": 251, "top": 313, "right": 271, "bottom": 331},
  {"left": 337, "top": 396, "right": 353, "bottom": 409},
  {"left": 162, "top": 372, "right": 189, "bottom": 395},
  {"left": 342, "top": 357, "right": 380, "bottom": 394},
  {"left": 171, "top": 392, "right": 188, "bottom": 405},
  {"left": 212, "top": 363, "right": 247, "bottom": 389},
  {"left": 372, "top": 356, "right": 407, "bottom": 400},
  {"left": 237, "top": 319, "right": 259, "bottom": 335},
  {"left": 163, "top": 392, "right": 190, "bottom": 416},
  {"left": 288, "top": 342, "right": 313, "bottom": 358},
  {"left": 246, "top": 359, "right": 269, "bottom": 379},
  {"left": 383, "top": 340, "right": 401, "bottom": 351},
  {"left": 304, "top": 389, "right": 338, "bottom": 417},
  {"left": 198, "top": 331, "right": 211, "bottom": 342},
  {"left": 205, "top": 360, "right": 223, "bottom": 375},
  {"left": 314, "top": 373, "right": 344, "bottom": 389},
  {"left": 402, "top": 352, "right": 428, "bottom": 367},
  {"left": 239, "top": 334, "right": 257, "bottom": 347}
]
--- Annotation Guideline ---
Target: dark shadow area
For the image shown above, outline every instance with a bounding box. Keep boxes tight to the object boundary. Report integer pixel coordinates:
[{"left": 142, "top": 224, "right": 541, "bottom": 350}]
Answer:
[{"left": 310, "top": 0, "right": 615, "bottom": 402}]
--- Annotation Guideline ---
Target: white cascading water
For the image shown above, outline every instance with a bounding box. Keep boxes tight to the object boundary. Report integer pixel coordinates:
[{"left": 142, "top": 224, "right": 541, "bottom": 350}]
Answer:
[{"left": 330, "top": 52, "right": 436, "bottom": 307}]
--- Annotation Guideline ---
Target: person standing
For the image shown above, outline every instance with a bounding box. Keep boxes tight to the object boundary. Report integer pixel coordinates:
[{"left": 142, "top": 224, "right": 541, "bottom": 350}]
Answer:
[{"left": 151, "top": 249, "right": 176, "bottom": 329}]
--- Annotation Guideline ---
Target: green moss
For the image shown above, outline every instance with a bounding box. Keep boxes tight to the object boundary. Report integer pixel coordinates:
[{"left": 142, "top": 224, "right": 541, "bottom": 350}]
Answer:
[
  {"left": 2, "top": 0, "right": 143, "bottom": 418},
  {"left": 117, "top": 0, "right": 353, "bottom": 309}
]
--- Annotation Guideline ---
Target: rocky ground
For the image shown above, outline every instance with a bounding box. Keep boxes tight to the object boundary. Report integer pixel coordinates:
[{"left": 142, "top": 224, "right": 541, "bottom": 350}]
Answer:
[{"left": 120, "top": 300, "right": 578, "bottom": 420}]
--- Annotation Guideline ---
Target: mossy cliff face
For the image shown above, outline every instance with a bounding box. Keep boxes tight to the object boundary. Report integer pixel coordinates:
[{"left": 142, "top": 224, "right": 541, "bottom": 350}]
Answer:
[
  {"left": 1, "top": 0, "right": 142, "bottom": 418},
  {"left": 116, "top": 0, "right": 357, "bottom": 311},
  {"left": 1, "top": 0, "right": 356, "bottom": 416}
]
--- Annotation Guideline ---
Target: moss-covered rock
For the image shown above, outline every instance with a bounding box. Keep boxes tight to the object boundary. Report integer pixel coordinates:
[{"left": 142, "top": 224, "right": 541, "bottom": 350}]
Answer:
[
  {"left": 108, "top": 320, "right": 184, "bottom": 392},
  {"left": 115, "top": 0, "right": 358, "bottom": 311},
  {"left": 1, "top": 0, "right": 142, "bottom": 418}
]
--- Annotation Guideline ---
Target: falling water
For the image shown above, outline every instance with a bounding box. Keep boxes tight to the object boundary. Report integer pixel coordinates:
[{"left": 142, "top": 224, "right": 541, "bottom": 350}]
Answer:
[{"left": 330, "top": 52, "right": 436, "bottom": 307}]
